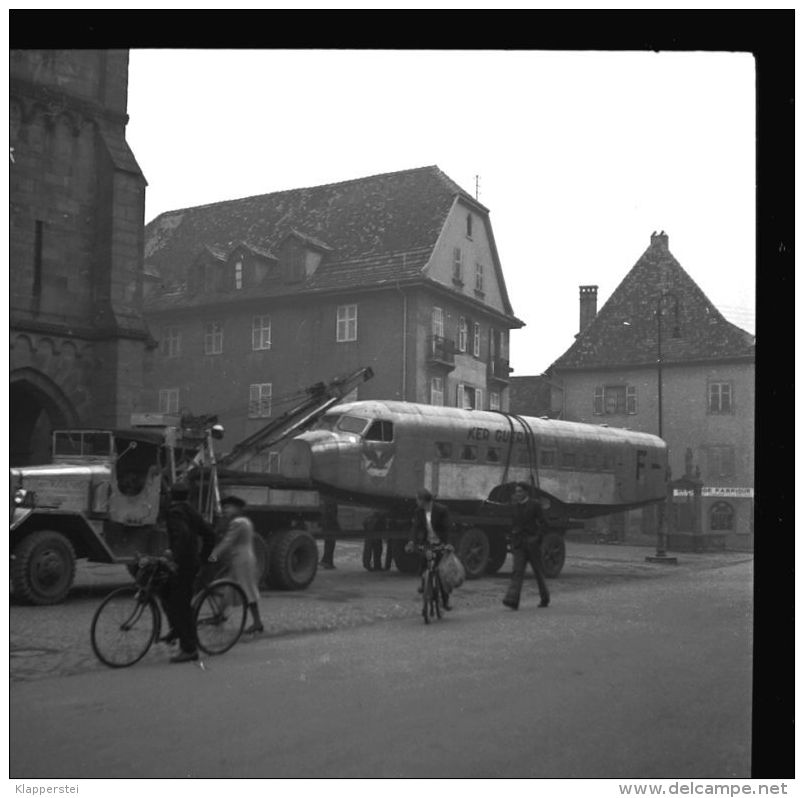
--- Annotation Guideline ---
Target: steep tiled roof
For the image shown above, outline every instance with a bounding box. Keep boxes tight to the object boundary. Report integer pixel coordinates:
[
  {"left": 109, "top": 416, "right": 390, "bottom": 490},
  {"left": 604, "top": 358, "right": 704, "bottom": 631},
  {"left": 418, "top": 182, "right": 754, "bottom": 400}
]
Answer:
[
  {"left": 144, "top": 165, "right": 480, "bottom": 307},
  {"left": 551, "top": 232, "right": 755, "bottom": 370}
]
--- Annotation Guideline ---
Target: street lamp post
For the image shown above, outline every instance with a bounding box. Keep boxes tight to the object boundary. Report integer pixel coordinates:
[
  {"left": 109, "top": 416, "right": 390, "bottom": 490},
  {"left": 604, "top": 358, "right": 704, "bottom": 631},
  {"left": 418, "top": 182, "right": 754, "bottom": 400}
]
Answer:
[{"left": 646, "top": 291, "right": 680, "bottom": 565}]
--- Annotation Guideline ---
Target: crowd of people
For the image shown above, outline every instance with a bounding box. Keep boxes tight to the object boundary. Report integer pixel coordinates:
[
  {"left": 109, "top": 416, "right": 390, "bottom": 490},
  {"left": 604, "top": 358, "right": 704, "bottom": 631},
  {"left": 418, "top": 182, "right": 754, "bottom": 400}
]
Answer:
[{"left": 158, "top": 481, "right": 551, "bottom": 664}]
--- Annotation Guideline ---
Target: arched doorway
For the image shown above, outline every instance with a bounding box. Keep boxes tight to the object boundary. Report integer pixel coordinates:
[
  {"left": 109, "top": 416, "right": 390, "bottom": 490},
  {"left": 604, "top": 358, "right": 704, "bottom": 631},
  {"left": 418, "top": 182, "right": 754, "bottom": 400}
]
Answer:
[{"left": 10, "top": 369, "right": 79, "bottom": 466}]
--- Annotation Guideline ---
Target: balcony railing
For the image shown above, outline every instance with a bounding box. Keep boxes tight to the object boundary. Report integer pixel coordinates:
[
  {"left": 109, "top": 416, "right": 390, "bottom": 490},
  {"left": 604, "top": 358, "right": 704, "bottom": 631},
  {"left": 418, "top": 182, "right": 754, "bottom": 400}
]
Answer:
[
  {"left": 488, "top": 357, "right": 511, "bottom": 382},
  {"left": 427, "top": 335, "right": 456, "bottom": 369}
]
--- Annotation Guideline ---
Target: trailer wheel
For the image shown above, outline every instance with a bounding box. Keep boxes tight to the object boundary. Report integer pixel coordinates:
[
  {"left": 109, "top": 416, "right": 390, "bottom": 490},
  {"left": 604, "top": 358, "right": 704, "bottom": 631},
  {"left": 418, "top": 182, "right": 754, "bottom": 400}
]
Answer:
[
  {"left": 541, "top": 532, "right": 566, "bottom": 578},
  {"left": 11, "top": 531, "right": 76, "bottom": 605},
  {"left": 269, "top": 529, "right": 318, "bottom": 590},
  {"left": 485, "top": 535, "right": 508, "bottom": 575},
  {"left": 391, "top": 539, "right": 419, "bottom": 574},
  {"left": 457, "top": 526, "right": 490, "bottom": 580}
]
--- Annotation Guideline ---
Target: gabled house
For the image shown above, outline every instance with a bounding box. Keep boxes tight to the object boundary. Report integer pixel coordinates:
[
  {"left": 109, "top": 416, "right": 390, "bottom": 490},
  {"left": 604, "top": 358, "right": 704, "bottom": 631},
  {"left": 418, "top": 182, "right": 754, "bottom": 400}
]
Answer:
[
  {"left": 142, "top": 166, "right": 523, "bottom": 466},
  {"left": 548, "top": 232, "right": 755, "bottom": 549}
]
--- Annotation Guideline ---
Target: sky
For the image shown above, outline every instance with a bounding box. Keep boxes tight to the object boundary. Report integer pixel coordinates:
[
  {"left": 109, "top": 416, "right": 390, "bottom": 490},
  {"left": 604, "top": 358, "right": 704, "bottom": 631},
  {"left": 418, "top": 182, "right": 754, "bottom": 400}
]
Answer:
[{"left": 126, "top": 49, "right": 756, "bottom": 376}]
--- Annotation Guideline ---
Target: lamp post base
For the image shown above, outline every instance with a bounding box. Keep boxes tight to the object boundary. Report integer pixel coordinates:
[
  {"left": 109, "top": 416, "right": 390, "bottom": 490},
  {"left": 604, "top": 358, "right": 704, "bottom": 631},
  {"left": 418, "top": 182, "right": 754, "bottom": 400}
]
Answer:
[{"left": 646, "top": 554, "right": 679, "bottom": 565}]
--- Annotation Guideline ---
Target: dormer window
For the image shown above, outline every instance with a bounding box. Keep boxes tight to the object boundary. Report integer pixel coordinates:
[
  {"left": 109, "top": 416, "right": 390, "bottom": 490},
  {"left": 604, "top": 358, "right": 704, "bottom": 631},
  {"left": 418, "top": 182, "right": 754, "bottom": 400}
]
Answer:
[
  {"left": 234, "top": 260, "right": 243, "bottom": 290},
  {"left": 466, "top": 213, "right": 473, "bottom": 239}
]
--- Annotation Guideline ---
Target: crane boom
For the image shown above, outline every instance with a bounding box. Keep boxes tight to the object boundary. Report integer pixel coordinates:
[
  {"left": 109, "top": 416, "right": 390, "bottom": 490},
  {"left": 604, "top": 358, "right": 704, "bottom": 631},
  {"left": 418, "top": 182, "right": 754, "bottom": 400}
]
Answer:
[{"left": 219, "top": 366, "right": 374, "bottom": 470}]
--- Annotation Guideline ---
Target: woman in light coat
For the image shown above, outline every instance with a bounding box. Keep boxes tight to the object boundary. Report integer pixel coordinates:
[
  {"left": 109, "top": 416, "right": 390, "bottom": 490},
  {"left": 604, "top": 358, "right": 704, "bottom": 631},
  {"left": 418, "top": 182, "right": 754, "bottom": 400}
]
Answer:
[{"left": 209, "top": 495, "right": 264, "bottom": 634}]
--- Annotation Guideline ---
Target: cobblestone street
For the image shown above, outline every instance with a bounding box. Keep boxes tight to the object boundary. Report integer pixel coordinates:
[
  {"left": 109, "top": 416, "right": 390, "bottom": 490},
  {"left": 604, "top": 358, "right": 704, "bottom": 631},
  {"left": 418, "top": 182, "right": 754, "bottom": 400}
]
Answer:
[{"left": 10, "top": 540, "right": 753, "bottom": 682}]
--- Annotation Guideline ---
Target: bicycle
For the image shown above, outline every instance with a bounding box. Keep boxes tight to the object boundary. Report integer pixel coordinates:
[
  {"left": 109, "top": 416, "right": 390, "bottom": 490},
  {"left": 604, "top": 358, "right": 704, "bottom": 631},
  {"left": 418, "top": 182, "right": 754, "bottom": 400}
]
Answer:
[
  {"left": 416, "top": 541, "right": 449, "bottom": 625},
  {"left": 90, "top": 554, "right": 248, "bottom": 668}
]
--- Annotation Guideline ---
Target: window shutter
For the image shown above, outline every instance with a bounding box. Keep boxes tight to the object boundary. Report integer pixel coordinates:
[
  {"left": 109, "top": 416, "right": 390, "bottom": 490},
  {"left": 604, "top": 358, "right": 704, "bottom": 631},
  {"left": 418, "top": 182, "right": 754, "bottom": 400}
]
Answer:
[
  {"left": 594, "top": 386, "right": 604, "bottom": 415},
  {"left": 475, "top": 388, "right": 483, "bottom": 411},
  {"left": 249, "top": 385, "right": 260, "bottom": 417},
  {"left": 626, "top": 385, "right": 637, "bottom": 414},
  {"left": 457, "top": 382, "right": 466, "bottom": 409}
]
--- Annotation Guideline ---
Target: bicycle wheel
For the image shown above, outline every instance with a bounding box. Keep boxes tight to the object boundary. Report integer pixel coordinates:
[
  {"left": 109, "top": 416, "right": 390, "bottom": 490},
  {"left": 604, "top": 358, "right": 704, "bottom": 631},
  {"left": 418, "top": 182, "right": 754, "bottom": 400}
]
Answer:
[
  {"left": 91, "top": 586, "right": 158, "bottom": 668},
  {"left": 194, "top": 579, "right": 248, "bottom": 655},
  {"left": 432, "top": 573, "right": 442, "bottom": 621}
]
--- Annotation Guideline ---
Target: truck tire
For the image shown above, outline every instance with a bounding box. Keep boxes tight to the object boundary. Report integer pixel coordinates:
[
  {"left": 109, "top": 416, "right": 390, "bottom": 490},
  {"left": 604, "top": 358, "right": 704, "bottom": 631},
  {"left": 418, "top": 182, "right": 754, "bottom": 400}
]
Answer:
[
  {"left": 541, "top": 532, "right": 566, "bottom": 578},
  {"left": 11, "top": 531, "right": 76, "bottom": 605},
  {"left": 485, "top": 535, "right": 508, "bottom": 575},
  {"left": 269, "top": 529, "right": 318, "bottom": 590},
  {"left": 391, "top": 539, "right": 419, "bottom": 574},
  {"left": 457, "top": 526, "right": 490, "bottom": 580}
]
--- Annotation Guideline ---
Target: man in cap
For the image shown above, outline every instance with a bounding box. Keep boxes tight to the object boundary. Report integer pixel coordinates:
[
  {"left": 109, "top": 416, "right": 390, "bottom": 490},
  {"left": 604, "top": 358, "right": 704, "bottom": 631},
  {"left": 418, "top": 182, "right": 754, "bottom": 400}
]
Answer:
[{"left": 161, "top": 482, "right": 216, "bottom": 663}]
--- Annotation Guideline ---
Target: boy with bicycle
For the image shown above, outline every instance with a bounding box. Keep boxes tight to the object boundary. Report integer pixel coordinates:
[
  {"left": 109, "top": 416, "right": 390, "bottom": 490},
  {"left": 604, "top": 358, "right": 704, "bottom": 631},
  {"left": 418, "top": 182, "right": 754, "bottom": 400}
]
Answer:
[{"left": 405, "top": 488, "right": 455, "bottom": 611}]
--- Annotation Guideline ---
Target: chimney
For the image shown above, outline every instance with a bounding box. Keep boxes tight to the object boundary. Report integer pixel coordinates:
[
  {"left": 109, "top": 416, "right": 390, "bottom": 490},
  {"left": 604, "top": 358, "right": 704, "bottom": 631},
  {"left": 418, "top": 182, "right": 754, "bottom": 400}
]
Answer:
[
  {"left": 579, "top": 285, "right": 598, "bottom": 334},
  {"left": 650, "top": 230, "right": 669, "bottom": 250}
]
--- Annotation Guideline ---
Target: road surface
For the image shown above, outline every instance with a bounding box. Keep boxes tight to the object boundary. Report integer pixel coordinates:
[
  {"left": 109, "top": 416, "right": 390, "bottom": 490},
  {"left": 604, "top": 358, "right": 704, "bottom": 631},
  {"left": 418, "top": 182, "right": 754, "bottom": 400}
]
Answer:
[{"left": 10, "top": 548, "right": 752, "bottom": 778}]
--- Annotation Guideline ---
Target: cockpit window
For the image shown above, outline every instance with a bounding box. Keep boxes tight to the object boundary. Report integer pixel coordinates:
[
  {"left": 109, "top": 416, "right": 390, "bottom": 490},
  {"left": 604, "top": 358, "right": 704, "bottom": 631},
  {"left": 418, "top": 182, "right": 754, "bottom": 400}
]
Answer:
[
  {"left": 315, "top": 413, "right": 342, "bottom": 431},
  {"left": 337, "top": 415, "right": 370, "bottom": 435},
  {"left": 365, "top": 420, "right": 394, "bottom": 442}
]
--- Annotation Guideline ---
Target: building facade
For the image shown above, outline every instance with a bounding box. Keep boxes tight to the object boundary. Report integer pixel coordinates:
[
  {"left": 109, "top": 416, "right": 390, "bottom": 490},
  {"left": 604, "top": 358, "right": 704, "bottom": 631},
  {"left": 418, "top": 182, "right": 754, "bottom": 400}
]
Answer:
[
  {"left": 142, "top": 166, "right": 523, "bottom": 468},
  {"left": 546, "top": 232, "right": 755, "bottom": 550},
  {"left": 10, "top": 49, "right": 150, "bottom": 465}
]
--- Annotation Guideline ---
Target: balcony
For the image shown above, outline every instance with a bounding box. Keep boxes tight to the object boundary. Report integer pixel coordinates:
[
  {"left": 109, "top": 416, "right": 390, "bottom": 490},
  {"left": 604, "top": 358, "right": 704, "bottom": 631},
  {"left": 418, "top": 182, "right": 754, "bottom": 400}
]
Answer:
[
  {"left": 427, "top": 335, "right": 456, "bottom": 370},
  {"left": 487, "top": 357, "right": 511, "bottom": 383}
]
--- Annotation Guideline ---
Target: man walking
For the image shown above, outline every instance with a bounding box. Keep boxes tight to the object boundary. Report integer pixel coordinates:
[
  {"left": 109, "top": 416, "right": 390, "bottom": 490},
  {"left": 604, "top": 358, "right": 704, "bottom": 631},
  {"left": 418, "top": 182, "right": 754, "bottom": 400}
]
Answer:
[
  {"left": 503, "top": 482, "right": 550, "bottom": 611},
  {"left": 162, "top": 482, "right": 216, "bottom": 663}
]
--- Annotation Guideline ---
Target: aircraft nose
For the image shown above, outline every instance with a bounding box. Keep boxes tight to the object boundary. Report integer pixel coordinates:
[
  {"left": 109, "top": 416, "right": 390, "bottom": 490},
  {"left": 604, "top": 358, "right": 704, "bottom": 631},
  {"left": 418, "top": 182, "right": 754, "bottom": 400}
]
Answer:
[{"left": 281, "top": 439, "right": 312, "bottom": 480}]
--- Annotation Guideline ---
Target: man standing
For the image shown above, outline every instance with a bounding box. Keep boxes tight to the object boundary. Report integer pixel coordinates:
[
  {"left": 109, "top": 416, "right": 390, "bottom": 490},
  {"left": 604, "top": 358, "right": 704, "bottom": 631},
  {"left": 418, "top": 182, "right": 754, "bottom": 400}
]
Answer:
[
  {"left": 405, "top": 488, "right": 454, "bottom": 610},
  {"left": 162, "top": 483, "right": 216, "bottom": 663},
  {"left": 503, "top": 482, "right": 551, "bottom": 611}
]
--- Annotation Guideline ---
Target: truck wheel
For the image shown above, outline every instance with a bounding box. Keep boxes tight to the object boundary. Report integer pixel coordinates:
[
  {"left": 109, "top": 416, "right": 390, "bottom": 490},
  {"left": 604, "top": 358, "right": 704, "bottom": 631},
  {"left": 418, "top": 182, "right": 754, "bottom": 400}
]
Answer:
[
  {"left": 391, "top": 539, "right": 419, "bottom": 574},
  {"left": 252, "top": 534, "right": 271, "bottom": 589},
  {"left": 269, "top": 529, "right": 318, "bottom": 590},
  {"left": 457, "top": 527, "right": 490, "bottom": 580},
  {"left": 541, "top": 532, "right": 566, "bottom": 578},
  {"left": 11, "top": 531, "right": 76, "bottom": 605},
  {"left": 485, "top": 535, "right": 508, "bottom": 575}
]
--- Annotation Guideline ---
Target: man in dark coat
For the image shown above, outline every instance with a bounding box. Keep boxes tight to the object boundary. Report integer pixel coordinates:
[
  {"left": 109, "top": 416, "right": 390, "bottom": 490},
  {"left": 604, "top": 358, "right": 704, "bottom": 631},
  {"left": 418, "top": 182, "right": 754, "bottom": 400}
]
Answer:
[
  {"left": 405, "top": 488, "right": 454, "bottom": 610},
  {"left": 161, "top": 482, "right": 216, "bottom": 663},
  {"left": 503, "top": 482, "right": 550, "bottom": 610}
]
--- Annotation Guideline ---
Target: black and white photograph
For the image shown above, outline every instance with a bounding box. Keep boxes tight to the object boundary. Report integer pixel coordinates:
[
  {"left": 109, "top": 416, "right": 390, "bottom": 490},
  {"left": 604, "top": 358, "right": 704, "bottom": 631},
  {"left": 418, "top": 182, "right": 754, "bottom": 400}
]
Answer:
[{"left": 7, "top": 10, "right": 791, "bottom": 792}]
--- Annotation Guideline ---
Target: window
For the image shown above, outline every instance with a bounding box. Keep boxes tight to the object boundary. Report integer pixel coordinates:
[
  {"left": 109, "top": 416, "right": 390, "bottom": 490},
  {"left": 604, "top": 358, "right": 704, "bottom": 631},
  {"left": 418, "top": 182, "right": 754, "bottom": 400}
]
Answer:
[
  {"left": 540, "top": 449, "right": 556, "bottom": 467},
  {"left": 453, "top": 247, "right": 463, "bottom": 283},
  {"left": 234, "top": 260, "right": 243, "bottom": 290},
  {"left": 489, "top": 391, "right": 501, "bottom": 411},
  {"left": 432, "top": 306, "right": 444, "bottom": 338},
  {"left": 475, "top": 262, "right": 484, "bottom": 293},
  {"left": 365, "top": 420, "right": 394, "bottom": 442},
  {"left": 435, "top": 442, "right": 453, "bottom": 459},
  {"left": 710, "top": 502, "right": 735, "bottom": 531},
  {"left": 485, "top": 447, "right": 500, "bottom": 463},
  {"left": 337, "top": 415, "right": 369, "bottom": 435},
  {"left": 160, "top": 326, "right": 180, "bottom": 358},
  {"left": 158, "top": 388, "right": 179, "bottom": 414},
  {"left": 709, "top": 382, "right": 733, "bottom": 414},
  {"left": 336, "top": 304, "right": 358, "bottom": 342},
  {"left": 457, "top": 317, "right": 468, "bottom": 352},
  {"left": 460, "top": 445, "right": 478, "bottom": 461},
  {"left": 458, "top": 384, "right": 483, "bottom": 410},
  {"left": 561, "top": 451, "right": 577, "bottom": 468},
  {"left": 707, "top": 446, "right": 736, "bottom": 478},
  {"left": 466, "top": 213, "right": 473, "bottom": 239},
  {"left": 248, "top": 383, "right": 272, "bottom": 418},
  {"left": 473, "top": 322, "right": 481, "bottom": 357},
  {"left": 430, "top": 376, "right": 444, "bottom": 406},
  {"left": 252, "top": 315, "right": 272, "bottom": 350},
  {"left": 204, "top": 321, "right": 223, "bottom": 355},
  {"left": 594, "top": 385, "right": 637, "bottom": 415}
]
